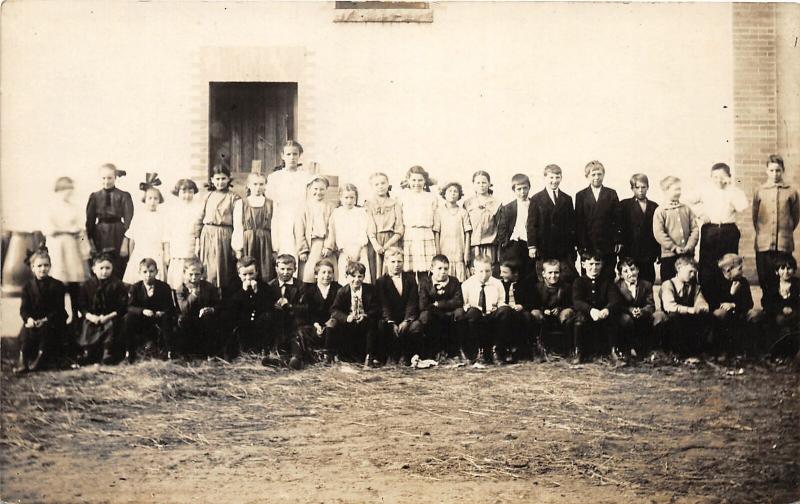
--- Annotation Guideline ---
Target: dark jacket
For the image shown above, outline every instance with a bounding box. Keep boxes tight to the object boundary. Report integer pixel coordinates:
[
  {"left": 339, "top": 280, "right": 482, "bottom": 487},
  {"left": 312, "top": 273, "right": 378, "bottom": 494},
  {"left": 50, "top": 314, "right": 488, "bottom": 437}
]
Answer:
[
  {"left": 175, "top": 280, "right": 220, "bottom": 319},
  {"left": 575, "top": 186, "right": 620, "bottom": 254},
  {"left": 572, "top": 275, "right": 621, "bottom": 315},
  {"left": 618, "top": 197, "right": 660, "bottom": 262},
  {"left": 20, "top": 276, "right": 67, "bottom": 325},
  {"left": 375, "top": 272, "right": 420, "bottom": 322},
  {"left": 615, "top": 279, "right": 656, "bottom": 315},
  {"left": 78, "top": 277, "right": 128, "bottom": 318},
  {"left": 501, "top": 275, "right": 537, "bottom": 310},
  {"left": 526, "top": 189, "right": 576, "bottom": 260},
  {"left": 330, "top": 284, "right": 381, "bottom": 324},
  {"left": 704, "top": 277, "right": 754, "bottom": 313},
  {"left": 496, "top": 199, "right": 530, "bottom": 246},
  {"left": 127, "top": 280, "right": 175, "bottom": 317},
  {"left": 419, "top": 275, "right": 463, "bottom": 313},
  {"left": 266, "top": 278, "right": 304, "bottom": 318},
  {"left": 760, "top": 277, "right": 799, "bottom": 316},
  {"left": 221, "top": 280, "right": 274, "bottom": 326},
  {"left": 531, "top": 281, "right": 573, "bottom": 311},
  {"left": 296, "top": 282, "right": 340, "bottom": 326}
]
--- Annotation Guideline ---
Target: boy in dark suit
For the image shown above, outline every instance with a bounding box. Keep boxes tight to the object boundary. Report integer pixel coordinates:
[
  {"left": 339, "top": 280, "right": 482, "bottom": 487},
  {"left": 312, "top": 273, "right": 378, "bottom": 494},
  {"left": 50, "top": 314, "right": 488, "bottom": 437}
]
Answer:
[
  {"left": 221, "top": 255, "right": 273, "bottom": 360},
  {"left": 419, "top": 255, "right": 464, "bottom": 360},
  {"left": 329, "top": 261, "right": 381, "bottom": 367},
  {"left": 617, "top": 174, "right": 660, "bottom": 284},
  {"left": 263, "top": 254, "right": 303, "bottom": 368},
  {"left": 498, "top": 260, "right": 535, "bottom": 362},
  {"left": 527, "top": 164, "right": 578, "bottom": 286},
  {"left": 572, "top": 251, "right": 622, "bottom": 363},
  {"left": 575, "top": 161, "right": 621, "bottom": 281},
  {"left": 124, "top": 258, "right": 175, "bottom": 362},
  {"left": 375, "top": 247, "right": 424, "bottom": 366},
  {"left": 530, "top": 259, "right": 575, "bottom": 357},
  {"left": 761, "top": 254, "right": 799, "bottom": 358},
  {"left": 174, "top": 258, "right": 220, "bottom": 359},
  {"left": 294, "top": 259, "right": 340, "bottom": 367},
  {"left": 615, "top": 257, "right": 666, "bottom": 359},
  {"left": 496, "top": 173, "right": 534, "bottom": 279},
  {"left": 707, "top": 254, "right": 763, "bottom": 358}
]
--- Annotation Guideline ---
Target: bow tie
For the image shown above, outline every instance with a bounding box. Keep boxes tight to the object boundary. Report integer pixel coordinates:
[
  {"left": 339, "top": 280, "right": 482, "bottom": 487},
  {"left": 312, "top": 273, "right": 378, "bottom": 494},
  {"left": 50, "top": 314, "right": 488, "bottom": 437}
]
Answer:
[{"left": 280, "top": 281, "right": 293, "bottom": 287}]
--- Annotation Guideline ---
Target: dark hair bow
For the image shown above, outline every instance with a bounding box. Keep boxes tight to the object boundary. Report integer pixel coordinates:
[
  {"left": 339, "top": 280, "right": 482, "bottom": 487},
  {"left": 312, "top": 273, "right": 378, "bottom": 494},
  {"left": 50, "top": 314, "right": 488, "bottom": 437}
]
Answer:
[{"left": 139, "top": 172, "right": 162, "bottom": 192}]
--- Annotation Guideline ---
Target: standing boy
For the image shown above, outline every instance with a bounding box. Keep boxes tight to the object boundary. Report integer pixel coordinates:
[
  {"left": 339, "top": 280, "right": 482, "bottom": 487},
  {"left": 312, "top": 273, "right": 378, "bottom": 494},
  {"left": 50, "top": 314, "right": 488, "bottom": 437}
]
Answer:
[
  {"left": 617, "top": 173, "right": 660, "bottom": 284},
  {"left": 653, "top": 176, "right": 700, "bottom": 282},
  {"left": 497, "top": 174, "right": 534, "bottom": 278},
  {"left": 574, "top": 161, "right": 621, "bottom": 281},
  {"left": 461, "top": 255, "right": 512, "bottom": 364},
  {"left": 375, "top": 247, "right": 424, "bottom": 365},
  {"left": 752, "top": 154, "right": 800, "bottom": 293},
  {"left": 527, "top": 164, "right": 578, "bottom": 285}
]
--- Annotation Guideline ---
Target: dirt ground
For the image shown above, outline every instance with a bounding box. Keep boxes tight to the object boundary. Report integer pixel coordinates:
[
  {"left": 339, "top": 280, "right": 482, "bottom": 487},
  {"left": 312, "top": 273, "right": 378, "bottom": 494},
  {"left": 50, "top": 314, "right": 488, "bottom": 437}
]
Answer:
[{"left": 1, "top": 356, "right": 798, "bottom": 504}]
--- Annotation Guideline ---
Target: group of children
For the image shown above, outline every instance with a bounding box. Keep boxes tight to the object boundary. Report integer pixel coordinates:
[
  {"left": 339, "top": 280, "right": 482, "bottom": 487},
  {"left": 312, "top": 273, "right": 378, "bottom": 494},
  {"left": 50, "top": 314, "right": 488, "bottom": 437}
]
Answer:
[{"left": 13, "top": 144, "right": 800, "bottom": 372}]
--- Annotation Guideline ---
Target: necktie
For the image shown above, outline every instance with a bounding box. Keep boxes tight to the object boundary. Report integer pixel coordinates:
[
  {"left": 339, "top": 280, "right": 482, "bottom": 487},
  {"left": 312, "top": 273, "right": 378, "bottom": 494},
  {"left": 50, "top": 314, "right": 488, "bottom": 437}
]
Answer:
[
  {"left": 353, "top": 294, "right": 363, "bottom": 318},
  {"left": 553, "top": 190, "right": 558, "bottom": 204},
  {"left": 509, "top": 282, "right": 516, "bottom": 305},
  {"left": 479, "top": 284, "right": 487, "bottom": 312},
  {"left": 281, "top": 283, "right": 286, "bottom": 297},
  {"left": 680, "top": 283, "right": 688, "bottom": 301}
]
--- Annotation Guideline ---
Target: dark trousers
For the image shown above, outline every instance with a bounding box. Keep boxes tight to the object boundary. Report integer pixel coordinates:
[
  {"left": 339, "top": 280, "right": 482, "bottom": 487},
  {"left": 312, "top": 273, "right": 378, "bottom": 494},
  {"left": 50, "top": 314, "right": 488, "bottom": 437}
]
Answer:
[
  {"left": 462, "top": 306, "right": 512, "bottom": 360},
  {"left": 756, "top": 250, "right": 790, "bottom": 293},
  {"left": 581, "top": 253, "right": 617, "bottom": 282},
  {"left": 294, "top": 324, "right": 329, "bottom": 362},
  {"left": 326, "top": 318, "right": 377, "bottom": 361},
  {"left": 699, "top": 223, "right": 740, "bottom": 290},
  {"left": 176, "top": 313, "right": 221, "bottom": 358},
  {"left": 618, "top": 311, "right": 666, "bottom": 356},
  {"left": 712, "top": 308, "right": 763, "bottom": 357},
  {"left": 419, "top": 309, "right": 464, "bottom": 358},
  {"left": 500, "top": 240, "right": 535, "bottom": 279},
  {"left": 266, "top": 309, "right": 296, "bottom": 357},
  {"left": 663, "top": 312, "right": 714, "bottom": 357},
  {"left": 532, "top": 308, "right": 575, "bottom": 355},
  {"left": 123, "top": 312, "right": 174, "bottom": 358},
  {"left": 227, "top": 314, "right": 270, "bottom": 360},
  {"left": 768, "top": 312, "right": 800, "bottom": 357},
  {"left": 381, "top": 319, "right": 424, "bottom": 361},
  {"left": 573, "top": 313, "right": 617, "bottom": 357}
]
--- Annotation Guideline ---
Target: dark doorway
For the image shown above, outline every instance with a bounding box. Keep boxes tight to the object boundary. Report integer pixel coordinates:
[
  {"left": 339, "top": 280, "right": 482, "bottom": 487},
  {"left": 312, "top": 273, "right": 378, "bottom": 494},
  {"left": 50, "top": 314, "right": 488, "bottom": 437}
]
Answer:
[{"left": 208, "top": 82, "right": 298, "bottom": 183}]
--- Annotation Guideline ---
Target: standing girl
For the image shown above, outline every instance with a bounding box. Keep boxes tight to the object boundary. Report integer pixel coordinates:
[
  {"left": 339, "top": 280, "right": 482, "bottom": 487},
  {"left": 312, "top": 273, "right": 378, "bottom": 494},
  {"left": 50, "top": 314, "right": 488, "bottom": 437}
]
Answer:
[
  {"left": 197, "top": 164, "right": 243, "bottom": 291},
  {"left": 164, "top": 179, "right": 202, "bottom": 290},
  {"left": 463, "top": 170, "right": 501, "bottom": 271},
  {"left": 232, "top": 172, "right": 274, "bottom": 283},
  {"left": 399, "top": 165, "right": 440, "bottom": 283},
  {"left": 122, "top": 173, "right": 167, "bottom": 284},
  {"left": 438, "top": 182, "right": 472, "bottom": 281},
  {"left": 45, "top": 177, "right": 90, "bottom": 308},
  {"left": 85, "top": 163, "right": 134, "bottom": 276},
  {"left": 365, "top": 173, "right": 404, "bottom": 281},
  {"left": 266, "top": 140, "right": 315, "bottom": 261},
  {"left": 328, "top": 183, "right": 372, "bottom": 285},
  {"left": 295, "top": 177, "right": 337, "bottom": 283}
]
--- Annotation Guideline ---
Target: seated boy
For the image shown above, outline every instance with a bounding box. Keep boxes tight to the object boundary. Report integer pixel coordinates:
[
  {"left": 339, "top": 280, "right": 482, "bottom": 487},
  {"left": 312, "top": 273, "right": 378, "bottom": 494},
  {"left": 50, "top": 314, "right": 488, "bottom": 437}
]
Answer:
[
  {"left": 175, "top": 258, "right": 220, "bottom": 359},
  {"left": 615, "top": 257, "right": 666, "bottom": 359},
  {"left": 530, "top": 259, "right": 575, "bottom": 357},
  {"left": 659, "top": 256, "right": 712, "bottom": 358},
  {"left": 419, "top": 255, "right": 464, "bottom": 360},
  {"left": 498, "top": 260, "right": 535, "bottom": 362},
  {"left": 293, "top": 259, "right": 340, "bottom": 367},
  {"left": 264, "top": 254, "right": 303, "bottom": 367},
  {"left": 123, "top": 258, "right": 175, "bottom": 362},
  {"left": 653, "top": 176, "right": 700, "bottom": 281},
  {"left": 329, "top": 261, "right": 380, "bottom": 367},
  {"left": 761, "top": 254, "right": 799, "bottom": 358},
  {"left": 77, "top": 253, "right": 128, "bottom": 365},
  {"left": 461, "top": 254, "right": 512, "bottom": 364},
  {"left": 375, "top": 247, "right": 424, "bottom": 365},
  {"left": 706, "top": 254, "right": 762, "bottom": 359},
  {"left": 572, "top": 251, "right": 622, "bottom": 363},
  {"left": 221, "top": 256, "right": 272, "bottom": 360}
]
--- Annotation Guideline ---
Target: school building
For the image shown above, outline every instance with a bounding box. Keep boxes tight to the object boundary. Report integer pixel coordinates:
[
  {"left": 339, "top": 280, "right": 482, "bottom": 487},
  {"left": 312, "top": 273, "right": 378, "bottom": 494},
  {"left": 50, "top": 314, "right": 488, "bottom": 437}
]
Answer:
[{"left": 1, "top": 2, "right": 798, "bottom": 295}]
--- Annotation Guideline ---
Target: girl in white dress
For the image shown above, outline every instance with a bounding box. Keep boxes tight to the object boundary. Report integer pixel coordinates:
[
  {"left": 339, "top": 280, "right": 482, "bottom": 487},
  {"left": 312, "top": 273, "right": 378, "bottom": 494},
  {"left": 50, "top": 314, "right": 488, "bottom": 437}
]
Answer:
[
  {"left": 327, "top": 183, "right": 371, "bottom": 284},
  {"left": 122, "top": 174, "right": 167, "bottom": 284},
  {"left": 399, "top": 165, "right": 440, "bottom": 284},
  {"left": 45, "top": 177, "right": 91, "bottom": 285},
  {"left": 164, "top": 179, "right": 202, "bottom": 290}
]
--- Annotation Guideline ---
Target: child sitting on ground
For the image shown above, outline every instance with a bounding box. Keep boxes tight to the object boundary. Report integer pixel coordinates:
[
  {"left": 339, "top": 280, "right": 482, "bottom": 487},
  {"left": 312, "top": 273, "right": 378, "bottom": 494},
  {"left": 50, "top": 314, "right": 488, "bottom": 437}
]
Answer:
[
  {"left": 761, "top": 254, "right": 800, "bottom": 359},
  {"left": 375, "top": 247, "right": 424, "bottom": 366},
  {"left": 572, "top": 251, "right": 622, "bottom": 363},
  {"left": 419, "top": 255, "right": 464, "bottom": 360},
  {"left": 77, "top": 253, "right": 128, "bottom": 365},
  {"left": 707, "top": 254, "right": 762, "bottom": 359},
  {"left": 615, "top": 257, "right": 666, "bottom": 360},
  {"left": 294, "top": 259, "right": 340, "bottom": 367},
  {"left": 461, "top": 254, "right": 512, "bottom": 364},
  {"left": 175, "top": 258, "right": 220, "bottom": 359},
  {"left": 530, "top": 259, "right": 575, "bottom": 357},
  {"left": 659, "top": 256, "right": 712, "bottom": 358},
  {"left": 329, "top": 262, "right": 380, "bottom": 367},
  {"left": 123, "top": 258, "right": 175, "bottom": 362}
]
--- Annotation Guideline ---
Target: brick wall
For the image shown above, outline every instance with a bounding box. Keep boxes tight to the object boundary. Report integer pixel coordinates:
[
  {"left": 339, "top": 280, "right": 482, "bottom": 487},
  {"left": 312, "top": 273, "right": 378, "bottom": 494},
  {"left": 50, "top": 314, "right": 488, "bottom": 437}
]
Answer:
[{"left": 732, "top": 3, "right": 778, "bottom": 279}]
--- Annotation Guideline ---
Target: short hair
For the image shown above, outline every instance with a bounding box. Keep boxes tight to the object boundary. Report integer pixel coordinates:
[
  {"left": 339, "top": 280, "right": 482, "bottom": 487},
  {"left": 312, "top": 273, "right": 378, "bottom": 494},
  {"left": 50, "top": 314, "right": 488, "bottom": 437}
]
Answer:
[
  {"left": 183, "top": 257, "right": 204, "bottom": 273},
  {"left": 431, "top": 254, "right": 450, "bottom": 267},
  {"left": 54, "top": 176, "right": 74, "bottom": 192},
  {"left": 660, "top": 176, "right": 681, "bottom": 192},
  {"left": 580, "top": 250, "right": 604, "bottom": 263},
  {"left": 629, "top": 173, "right": 649, "bottom": 188},
  {"left": 345, "top": 261, "right": 367, "bottom": 277},
  {"left": 138, "top": 258, "right": 158, "bottom": 271},
  {"left": 774, "top": 253, "right": 797, "bottom": 272},
  {"left": 711, "top": 163, "right": 731, "bottom": 178},
  {"left": 384, "top": 246, "right": 404, "bottom": 260},
  {"left": 544, "top": 164, "right": 562, "bottom": 176},
  {"left": 617, "top": 257, "right": 639, "bottom": 273},
  {"left": 237, "top": 255, "right": 258, "bottom": 271},
  {"left": 91, "top": 252, "right": 115, "bottom": 266},
  {"left": 767, "top": 154, "right": 784, "bottom": 170},
  {"left": 500, "top": 260, "right": 519, "bottom": 274},
  {"left": 308, "top": 176, "right": 330, "bottom": 189},
  {"left": 541, "top": 259, "right": 560, "bottom": 271},
  {"left": 340, "top": 183, "right": 359, "bottom": 203},
  {"left": 172, "top": 178, "right": 199, "bottom": 196},
  {"left": 314, "top": 259, "right": 335, "bottom": 275},
  {"left": 141, "top": 187, "right": 164, "bottom": 204},
  {"left": 283, "top": 139, "right": 304, "bottom": 155},
  {"left": 675, "top": 255, "right": 698, "bottom": 271},
  {"left": 473, "top": 254, "right": 492, "bottom": 267},
  {"left": 717, "top": 253, "right": 743, "bottom": 270},
  {"left": 275, "top": 254, "right": 297, "bottom": 268},
  {"left": 472, "top": 171, "right": 494, "bottom": 195},
  {"left": 439, "top": 181, "right": 464, "bottom": 200},
  {"left": 584, "top": 160, "right": 605, "bottom": 177},
  {"left": 511, "top": 173, "right": 530, "bottom": 189}
]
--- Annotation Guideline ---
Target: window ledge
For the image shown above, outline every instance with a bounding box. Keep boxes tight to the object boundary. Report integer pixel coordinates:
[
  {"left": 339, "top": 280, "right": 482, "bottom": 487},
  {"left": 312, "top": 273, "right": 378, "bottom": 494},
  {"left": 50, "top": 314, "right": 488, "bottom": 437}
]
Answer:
[{"left": 334, "top": 8, "right": 433, "bottom": 23}]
